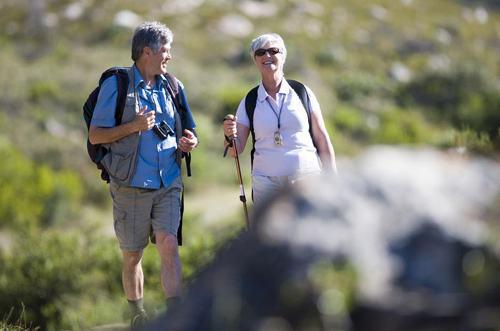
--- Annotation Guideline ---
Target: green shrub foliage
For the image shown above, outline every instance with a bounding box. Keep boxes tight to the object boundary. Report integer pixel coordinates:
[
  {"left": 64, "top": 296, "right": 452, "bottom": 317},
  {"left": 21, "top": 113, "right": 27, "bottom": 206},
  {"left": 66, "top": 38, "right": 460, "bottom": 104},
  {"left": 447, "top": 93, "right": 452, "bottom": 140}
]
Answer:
[
  {"left": 397, "top": 65, "right": 500, "bottom": 142},
  {"left": 0, "top": 231, "right": 97, "bottom": 330},
  {"left": 0, "top": 141, "right": 83, "bottom": 230},
  {"left": 0, "top": 0, "right": 499, "bottom": 329}
]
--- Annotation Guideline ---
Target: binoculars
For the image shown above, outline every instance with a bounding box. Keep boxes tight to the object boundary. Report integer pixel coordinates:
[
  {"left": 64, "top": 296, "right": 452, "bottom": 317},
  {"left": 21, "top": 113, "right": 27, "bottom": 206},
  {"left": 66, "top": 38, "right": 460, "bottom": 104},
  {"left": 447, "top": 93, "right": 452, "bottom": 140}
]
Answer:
[{"left": 153, "top": 120, "right": 175, "bottom": 139}]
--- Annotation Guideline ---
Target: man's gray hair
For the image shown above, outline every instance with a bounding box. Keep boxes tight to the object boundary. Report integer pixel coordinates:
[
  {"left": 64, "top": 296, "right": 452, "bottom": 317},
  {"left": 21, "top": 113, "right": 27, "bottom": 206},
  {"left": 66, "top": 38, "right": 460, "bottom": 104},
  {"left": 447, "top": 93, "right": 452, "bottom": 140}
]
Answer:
[
  {"left": 131, "top": 21, "right": 173, "bottom": 62},
  {"left": 250, "top": 33, "right": 287, "bottom": 61}
]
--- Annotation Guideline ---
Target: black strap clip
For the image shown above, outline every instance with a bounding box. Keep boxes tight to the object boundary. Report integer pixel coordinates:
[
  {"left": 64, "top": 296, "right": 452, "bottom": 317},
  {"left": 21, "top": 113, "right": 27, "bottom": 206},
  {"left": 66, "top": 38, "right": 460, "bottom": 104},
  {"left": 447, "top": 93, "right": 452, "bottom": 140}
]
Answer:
[{"left": 223, "top": 135, "right": 233, "bottom": 157}]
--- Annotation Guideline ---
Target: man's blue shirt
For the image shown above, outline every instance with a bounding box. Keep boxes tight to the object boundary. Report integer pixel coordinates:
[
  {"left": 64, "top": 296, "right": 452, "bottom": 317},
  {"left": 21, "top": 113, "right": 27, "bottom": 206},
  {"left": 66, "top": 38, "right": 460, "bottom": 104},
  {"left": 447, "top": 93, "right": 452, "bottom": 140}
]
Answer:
[{"left": 90, "top": 66, "right": 195, "bottom": 189}]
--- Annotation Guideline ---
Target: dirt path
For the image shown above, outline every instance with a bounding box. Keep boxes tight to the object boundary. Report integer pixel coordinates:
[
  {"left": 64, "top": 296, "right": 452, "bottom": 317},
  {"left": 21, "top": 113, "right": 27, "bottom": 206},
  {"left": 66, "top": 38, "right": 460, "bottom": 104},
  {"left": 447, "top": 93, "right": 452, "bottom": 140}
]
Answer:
[{"left": 187, "top": 184, "right": 249, "bottom": 225}]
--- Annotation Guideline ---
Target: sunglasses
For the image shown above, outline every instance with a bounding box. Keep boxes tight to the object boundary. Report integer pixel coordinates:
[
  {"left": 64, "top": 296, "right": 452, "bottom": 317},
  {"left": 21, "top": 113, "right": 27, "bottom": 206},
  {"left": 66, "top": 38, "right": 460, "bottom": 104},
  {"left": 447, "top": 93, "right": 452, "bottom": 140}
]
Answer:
[{"left": 254, "top": 47, "right": 281, "bottom": 57}]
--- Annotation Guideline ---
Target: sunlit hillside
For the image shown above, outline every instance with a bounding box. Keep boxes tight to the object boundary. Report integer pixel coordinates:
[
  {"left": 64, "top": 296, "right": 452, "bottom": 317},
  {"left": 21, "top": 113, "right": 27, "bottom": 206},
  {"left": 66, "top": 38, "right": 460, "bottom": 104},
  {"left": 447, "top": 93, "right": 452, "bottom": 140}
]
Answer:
[{"left": 0, "top": 0, "right": 499, "bottom": 329}]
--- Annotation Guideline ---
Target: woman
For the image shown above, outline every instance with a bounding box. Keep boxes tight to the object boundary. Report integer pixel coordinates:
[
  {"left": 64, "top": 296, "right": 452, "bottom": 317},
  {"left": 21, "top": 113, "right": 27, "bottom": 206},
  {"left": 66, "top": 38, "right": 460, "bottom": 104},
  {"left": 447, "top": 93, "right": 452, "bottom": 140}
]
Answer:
[{"left": 223, "top": 33, "right": 337, "bottom": 207}]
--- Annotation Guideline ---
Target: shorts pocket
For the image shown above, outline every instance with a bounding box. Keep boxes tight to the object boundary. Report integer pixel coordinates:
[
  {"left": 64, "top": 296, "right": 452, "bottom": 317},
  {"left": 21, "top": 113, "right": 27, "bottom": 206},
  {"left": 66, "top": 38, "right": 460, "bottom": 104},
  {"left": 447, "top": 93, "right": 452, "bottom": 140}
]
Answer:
[{"left": 113, "top": 209, "right": 128, "bottom": 245}]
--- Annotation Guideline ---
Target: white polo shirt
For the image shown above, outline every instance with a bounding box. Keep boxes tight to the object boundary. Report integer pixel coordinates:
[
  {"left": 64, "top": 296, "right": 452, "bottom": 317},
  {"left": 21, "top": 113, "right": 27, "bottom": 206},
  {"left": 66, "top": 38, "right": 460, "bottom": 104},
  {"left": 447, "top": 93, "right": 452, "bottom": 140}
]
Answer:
[{"left": 235, "top": 79, "right": 322, "bottom": 177}]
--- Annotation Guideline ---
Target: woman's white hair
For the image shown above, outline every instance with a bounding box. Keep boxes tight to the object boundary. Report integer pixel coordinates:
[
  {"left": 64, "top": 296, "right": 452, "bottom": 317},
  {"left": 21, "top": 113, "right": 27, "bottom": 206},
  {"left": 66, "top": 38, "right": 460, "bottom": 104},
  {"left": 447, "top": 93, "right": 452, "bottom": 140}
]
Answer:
[{"left": 250, "top": 33, "right": 287, "bottom": 61}]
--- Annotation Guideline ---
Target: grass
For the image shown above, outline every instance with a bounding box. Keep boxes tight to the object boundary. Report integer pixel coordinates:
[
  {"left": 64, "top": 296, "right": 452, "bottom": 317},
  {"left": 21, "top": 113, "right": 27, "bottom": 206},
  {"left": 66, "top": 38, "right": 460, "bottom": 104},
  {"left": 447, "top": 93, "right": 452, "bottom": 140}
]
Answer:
[{"left": 1, "top": 306, "right": 40, "bottom": 331}]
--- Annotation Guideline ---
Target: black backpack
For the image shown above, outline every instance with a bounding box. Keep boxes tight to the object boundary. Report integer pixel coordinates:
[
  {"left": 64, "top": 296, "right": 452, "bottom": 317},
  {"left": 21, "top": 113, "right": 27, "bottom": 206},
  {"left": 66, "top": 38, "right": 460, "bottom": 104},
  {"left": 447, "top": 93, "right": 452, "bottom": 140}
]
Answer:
[
  {"left": 83, "top": 67, "right": 192, "bottom": 183},
  {"left": 83, "top": 67, "right": 129, "bottom": 182},
  {"left": 244, "top": 79, "right": 315, "bottom": 168}
]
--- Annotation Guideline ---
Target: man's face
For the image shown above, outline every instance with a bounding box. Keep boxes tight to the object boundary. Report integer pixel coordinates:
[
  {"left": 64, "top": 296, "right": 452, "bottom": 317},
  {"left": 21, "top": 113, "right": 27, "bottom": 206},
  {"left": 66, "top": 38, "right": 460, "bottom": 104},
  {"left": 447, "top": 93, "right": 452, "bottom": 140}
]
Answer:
[{"left": 149, "top": 43, "right": 172, "bottom": 75}]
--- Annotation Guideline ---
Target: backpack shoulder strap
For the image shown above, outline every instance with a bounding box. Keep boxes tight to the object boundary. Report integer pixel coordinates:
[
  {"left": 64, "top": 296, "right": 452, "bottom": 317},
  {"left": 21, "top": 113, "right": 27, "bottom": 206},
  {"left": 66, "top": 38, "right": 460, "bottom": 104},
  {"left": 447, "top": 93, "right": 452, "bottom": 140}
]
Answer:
[
  {"left": 163, "top": 73, "right": 189, "bottom": 135},
  {"left": 114, "top": 68, "right": 130, "bottom": 125},
  {"left": 163, "top": 72, "right": 194, "bottom": 178},
  {"left": 287, "top": 79, "right": 311, "bottom": 126},
  {"left": 244, "top": 85, "right": 259, "bottom": 169},
  {"left": 98, "top": 67, "right": 130, "bottom": 125},
  {"left": 287, "top": 79, "right": 316, "bottom": 149},
  {"left": 245, "top": 85, "right": 259, "bottom": 134},
  {"left": 164, "top": 72, "right": 179, "bottom": 93},
  {"left": 163, "top": 73, "right": 182, "bottom": 114}
]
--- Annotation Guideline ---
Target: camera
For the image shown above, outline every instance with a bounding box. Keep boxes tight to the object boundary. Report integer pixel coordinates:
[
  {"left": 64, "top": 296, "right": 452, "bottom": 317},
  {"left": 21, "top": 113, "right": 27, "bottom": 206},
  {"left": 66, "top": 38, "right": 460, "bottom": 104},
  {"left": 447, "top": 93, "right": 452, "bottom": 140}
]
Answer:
[{"left": 153, "top": 120, "right": 175, "bottom": 139}]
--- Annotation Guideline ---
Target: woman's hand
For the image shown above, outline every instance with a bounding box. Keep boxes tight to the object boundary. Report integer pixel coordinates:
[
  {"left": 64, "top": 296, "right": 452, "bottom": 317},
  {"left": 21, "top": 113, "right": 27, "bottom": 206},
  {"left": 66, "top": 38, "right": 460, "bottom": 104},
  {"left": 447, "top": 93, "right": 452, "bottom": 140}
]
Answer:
[{"left": 223, "top": 114, "right": 238, "bottom": 138}]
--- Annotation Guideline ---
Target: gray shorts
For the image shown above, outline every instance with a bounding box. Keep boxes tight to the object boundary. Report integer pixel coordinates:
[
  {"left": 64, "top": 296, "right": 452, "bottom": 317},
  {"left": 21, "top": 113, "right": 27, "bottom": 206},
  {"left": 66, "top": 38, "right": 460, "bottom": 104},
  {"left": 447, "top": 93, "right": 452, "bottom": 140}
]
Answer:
[
  {"left": 109, "top": 176, "right": 183, "bottom": 251},
  {"left": 252, "top": 172, "right": 321, "bottom": 208}
]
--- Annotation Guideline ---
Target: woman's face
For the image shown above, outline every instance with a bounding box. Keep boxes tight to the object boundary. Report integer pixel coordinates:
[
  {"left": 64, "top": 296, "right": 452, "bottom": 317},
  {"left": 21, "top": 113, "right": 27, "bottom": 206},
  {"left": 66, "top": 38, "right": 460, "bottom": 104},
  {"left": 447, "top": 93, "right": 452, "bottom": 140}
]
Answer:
[{"left": 254, "top": 41, "right": 284, "bottom": 76}]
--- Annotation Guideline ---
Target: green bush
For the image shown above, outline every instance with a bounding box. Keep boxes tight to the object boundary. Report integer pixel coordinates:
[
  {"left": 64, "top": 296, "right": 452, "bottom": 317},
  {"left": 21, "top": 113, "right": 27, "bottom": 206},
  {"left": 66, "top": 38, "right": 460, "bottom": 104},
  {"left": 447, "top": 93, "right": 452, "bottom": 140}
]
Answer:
[
  {"left": 396, "top": 64, "right": 500, "bottom": 141},
  {"left": 458, "top": 90, "right": 500, "bottom": 142},
  {"left": 335, "top": 73, "right": 391, "bottom": 104},
  {"left": 0, "top": 140, "right": 84, "bottom": 230},
  {"left": 0, "top": 141, "right": 53, "bottom": 230},
  {"left": 0, "top": 0, "right": 500, "bottom": 327},
  {"left": 333, "top": 105, "right": 441, "bottom": 146},
  {"left": 0, "top": 228, "right": 131, "bottom": 330},
  {"left": 28, "top": 80, "right": 60, "bottom": 104},
  {"left": 213, "top": 84, "right": 248, "bottom": 123},
  {"left": 0, "top": 231, "right": 96, "bottom": 330},
  {"left": 442, "top": 128, "right": 495, "bottom": 154},
  {"left": 332, "top": 105, "right": 372, "bottom": 143},
  {"left": 372, "top": 108, "right": 435, "bottom": 145}
]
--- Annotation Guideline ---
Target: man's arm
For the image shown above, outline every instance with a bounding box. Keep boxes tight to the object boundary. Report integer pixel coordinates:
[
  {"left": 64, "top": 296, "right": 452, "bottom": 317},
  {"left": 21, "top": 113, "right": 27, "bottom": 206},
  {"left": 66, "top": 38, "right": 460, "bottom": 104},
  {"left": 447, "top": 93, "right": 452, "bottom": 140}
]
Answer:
[{"left": 89, "top": 106, "right": 154, "bottom": 145}]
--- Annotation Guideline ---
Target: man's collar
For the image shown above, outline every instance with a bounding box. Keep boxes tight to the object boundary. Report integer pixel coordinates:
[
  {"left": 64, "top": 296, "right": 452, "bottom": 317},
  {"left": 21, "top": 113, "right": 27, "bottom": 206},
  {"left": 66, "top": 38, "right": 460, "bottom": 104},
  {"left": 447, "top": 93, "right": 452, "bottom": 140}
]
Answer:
[
  {"left": 132, "top": 65, "right": 144, "bottom": 89},
  {"left": 133, "top": 65, "right": 168, "bottom": 89},
  {"left": 157, "top": 74, "right": 168, "bottom": 87}
]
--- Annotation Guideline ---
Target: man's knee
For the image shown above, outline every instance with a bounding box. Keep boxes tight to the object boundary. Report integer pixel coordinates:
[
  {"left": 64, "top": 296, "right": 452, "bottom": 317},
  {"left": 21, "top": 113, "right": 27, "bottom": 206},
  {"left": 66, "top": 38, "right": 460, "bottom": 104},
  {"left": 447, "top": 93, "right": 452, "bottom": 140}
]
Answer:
[
  {"left": 123, "top": 250, "right": 143, "bottom": 268},
  {"left": 155, "top": 232, "right": 178, "bottom": 256}
]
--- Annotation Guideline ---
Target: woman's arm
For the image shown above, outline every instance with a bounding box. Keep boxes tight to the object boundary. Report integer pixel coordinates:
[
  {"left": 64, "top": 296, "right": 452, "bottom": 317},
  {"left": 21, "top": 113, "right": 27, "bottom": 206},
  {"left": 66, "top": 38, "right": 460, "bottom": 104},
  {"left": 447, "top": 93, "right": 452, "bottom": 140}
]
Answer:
[
  {"left": 310, "top": 107, "right": 337, "bottom": 174},
  {"left": 303, "top": 85, "right": 337, "bottom": 173},
  {"left": 223, "top": 116, "right": 250, "bottom": 158}
]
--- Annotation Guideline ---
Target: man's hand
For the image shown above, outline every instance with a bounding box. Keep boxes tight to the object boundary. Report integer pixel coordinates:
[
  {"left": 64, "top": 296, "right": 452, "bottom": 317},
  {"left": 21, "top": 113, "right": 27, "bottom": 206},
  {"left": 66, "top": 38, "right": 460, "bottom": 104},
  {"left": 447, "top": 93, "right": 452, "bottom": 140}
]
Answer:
[
  {"left": 179, "top": 129, "right": 198, "bottom": 153},
  {"left": 89, "top": 106, "right": 154, "bottom": 145},
  {"left": 133, "top": 106, "right": 155, "bottom": 132}
]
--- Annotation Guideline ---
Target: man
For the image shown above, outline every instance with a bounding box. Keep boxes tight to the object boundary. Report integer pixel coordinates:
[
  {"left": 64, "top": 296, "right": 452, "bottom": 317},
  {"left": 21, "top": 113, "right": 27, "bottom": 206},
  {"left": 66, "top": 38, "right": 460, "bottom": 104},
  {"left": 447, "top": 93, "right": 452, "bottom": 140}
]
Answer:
[{"left": 89, "top": 21, "right": 198, "bottom": 327}]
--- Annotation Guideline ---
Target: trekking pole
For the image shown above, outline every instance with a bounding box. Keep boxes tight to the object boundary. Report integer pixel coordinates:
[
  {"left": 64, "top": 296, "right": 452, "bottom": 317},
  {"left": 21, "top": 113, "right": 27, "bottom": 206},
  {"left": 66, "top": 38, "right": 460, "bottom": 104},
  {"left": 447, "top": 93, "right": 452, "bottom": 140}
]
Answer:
[{"left": 223, "top": 118, "right": 250, "bottom": 228}]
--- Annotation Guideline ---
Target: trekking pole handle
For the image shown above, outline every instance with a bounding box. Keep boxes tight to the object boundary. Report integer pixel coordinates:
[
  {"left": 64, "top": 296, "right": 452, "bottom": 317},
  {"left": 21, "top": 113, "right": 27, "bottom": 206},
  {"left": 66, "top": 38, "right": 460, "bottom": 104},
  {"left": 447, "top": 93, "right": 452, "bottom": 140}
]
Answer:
[{"left": 223, "top": 115, "right": 235, "bottom": 157}]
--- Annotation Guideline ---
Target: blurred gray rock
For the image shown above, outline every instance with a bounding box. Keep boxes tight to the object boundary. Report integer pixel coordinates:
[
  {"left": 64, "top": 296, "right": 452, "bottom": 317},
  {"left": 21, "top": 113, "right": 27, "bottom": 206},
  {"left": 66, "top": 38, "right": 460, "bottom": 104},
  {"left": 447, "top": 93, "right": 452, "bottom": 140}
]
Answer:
[
  {"left": 217, "top": 14, "right": 253, "bottom": 38},
  {"left": 113, "top": 10, "right": 142, "bottom": 30},
  {"left": 147, "top": 147, "right": 500, "bottom": 331},
  {"left": 239, "top": 1, "right": 278, "bottom": 18}
]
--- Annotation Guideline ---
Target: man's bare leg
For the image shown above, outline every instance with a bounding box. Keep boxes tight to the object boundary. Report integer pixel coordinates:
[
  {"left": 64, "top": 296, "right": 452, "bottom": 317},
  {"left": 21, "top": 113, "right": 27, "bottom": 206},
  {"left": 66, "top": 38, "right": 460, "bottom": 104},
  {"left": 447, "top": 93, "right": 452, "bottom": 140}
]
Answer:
[
  {"left": 122, "top": 250, "right": 148, "bottom": 326},
  {"left": 155, "top": 231, "right": 182, "bottom": 304}
]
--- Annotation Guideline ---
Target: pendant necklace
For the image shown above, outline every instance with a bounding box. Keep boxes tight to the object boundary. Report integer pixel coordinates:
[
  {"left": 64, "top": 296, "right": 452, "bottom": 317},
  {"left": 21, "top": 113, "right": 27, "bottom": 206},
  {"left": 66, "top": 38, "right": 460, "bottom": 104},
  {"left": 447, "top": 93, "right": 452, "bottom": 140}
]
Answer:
[{"left": 266, "top": 97, "right": 284, "bottom": 146}]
